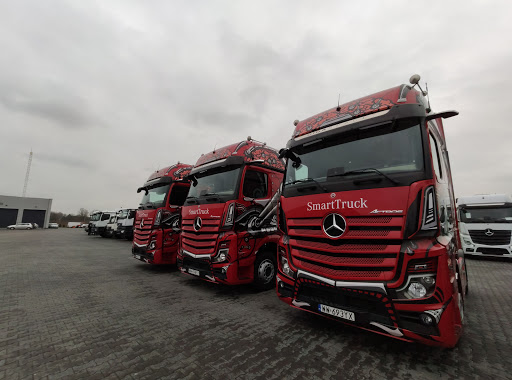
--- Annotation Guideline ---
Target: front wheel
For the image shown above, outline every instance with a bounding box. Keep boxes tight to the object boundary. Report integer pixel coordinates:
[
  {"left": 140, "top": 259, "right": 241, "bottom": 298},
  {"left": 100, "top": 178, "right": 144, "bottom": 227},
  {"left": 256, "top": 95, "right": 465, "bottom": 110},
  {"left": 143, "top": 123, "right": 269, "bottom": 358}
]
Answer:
[
  {"left": 9, "top": 227, "right": 14, "bottom": 230},
  {"left": 27, "top": 227, "right": 32, "bottom": 230},
  {"left": 253, "top": 251, "right": 277, "bottom": 291}
]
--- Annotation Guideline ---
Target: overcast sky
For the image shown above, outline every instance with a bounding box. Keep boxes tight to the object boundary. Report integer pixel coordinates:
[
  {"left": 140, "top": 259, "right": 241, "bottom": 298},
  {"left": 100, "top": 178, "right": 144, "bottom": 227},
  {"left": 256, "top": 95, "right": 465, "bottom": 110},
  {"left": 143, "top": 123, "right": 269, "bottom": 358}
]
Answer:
[{"left": 1, "top": 1, "right": 511, "bottom": 214}]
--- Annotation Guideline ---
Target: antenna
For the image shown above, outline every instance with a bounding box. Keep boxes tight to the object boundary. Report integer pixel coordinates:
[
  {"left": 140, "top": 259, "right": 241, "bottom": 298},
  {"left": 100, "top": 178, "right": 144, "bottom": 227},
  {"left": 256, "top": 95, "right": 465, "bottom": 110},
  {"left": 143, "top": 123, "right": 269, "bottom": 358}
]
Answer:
[
  {"left": 22, "top": 149, "right": 33, "bottom": 197},
  {"left": 425, "top": 82, "right": 431, "bottom": 113},
  {"left": 336, "top": 94, "right": 341, "bottom": 111},
  {"left": 213, "top": 143, "right": 217, "bottom": 153}
]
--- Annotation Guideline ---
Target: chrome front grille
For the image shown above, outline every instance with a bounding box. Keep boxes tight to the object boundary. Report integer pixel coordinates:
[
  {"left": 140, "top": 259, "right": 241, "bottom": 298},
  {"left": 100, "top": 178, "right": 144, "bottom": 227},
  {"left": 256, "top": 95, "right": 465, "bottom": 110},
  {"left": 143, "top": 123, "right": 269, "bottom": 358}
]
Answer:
[
  {"left": 469, "top": 230, "right": 511, "bottom": 245},
  {"left": 288, "top": 216, "right": 403, "bottom": 281},
  {"left": 181, "top": 219, "right": 221, "bottom": 255}
]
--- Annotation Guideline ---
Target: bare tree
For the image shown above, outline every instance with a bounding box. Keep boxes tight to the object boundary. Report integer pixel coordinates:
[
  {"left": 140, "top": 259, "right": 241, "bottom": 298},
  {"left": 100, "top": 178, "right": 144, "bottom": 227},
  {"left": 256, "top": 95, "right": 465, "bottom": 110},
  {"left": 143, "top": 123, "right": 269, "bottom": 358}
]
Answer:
[{"left": 78, "top": 208, "right": 89, "bottom": 222}]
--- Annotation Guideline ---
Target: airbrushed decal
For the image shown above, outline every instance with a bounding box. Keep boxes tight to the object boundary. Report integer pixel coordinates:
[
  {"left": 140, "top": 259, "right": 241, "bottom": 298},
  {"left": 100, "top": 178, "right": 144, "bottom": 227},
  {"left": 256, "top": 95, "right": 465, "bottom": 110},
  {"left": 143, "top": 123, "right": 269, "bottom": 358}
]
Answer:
[
  {"left": 194, "top": 141, "right": 285, "bottom": 171},
  {"left": 195, "top": 146, "right": 234, "bottom": 167},
  {"left": 294, "top": 97, "right": 395, "bottom": 138},
  {"left": 245, "top": 146, "right": 285, "bottom": 171}
]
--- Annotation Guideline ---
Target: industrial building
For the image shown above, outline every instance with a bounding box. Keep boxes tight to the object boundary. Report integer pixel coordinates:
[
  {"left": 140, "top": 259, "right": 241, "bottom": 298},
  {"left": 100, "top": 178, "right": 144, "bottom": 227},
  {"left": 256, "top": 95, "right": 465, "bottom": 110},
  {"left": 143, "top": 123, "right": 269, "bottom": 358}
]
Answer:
[{"left": 0, "top": 195, "right": 52, "bottom": 229}]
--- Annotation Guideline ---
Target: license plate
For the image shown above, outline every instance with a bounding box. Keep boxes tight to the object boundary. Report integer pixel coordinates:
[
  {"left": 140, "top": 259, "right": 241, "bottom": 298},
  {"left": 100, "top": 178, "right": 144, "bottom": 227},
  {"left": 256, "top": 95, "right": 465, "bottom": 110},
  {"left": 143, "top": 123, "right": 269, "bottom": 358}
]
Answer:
[
  {"left": 318, "top": 304, "right": 355, "bottom": 321},
  {"left": 135, "top": 255, "right": 141, "bottom": 260},
  {"left": 188, "top": 268, "right": 200, "bottom": 276}
]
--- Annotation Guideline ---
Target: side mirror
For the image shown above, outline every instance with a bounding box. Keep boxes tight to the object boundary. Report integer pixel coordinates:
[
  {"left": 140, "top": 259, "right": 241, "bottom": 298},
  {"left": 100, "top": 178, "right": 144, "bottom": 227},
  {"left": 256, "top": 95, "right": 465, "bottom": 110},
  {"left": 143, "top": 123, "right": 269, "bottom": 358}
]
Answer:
[
  {"left": 243, "top": 197, "right": 255, "bottom": 202},
  {"left": 279, "top": 148, "right": 301, "bottom": 166}
]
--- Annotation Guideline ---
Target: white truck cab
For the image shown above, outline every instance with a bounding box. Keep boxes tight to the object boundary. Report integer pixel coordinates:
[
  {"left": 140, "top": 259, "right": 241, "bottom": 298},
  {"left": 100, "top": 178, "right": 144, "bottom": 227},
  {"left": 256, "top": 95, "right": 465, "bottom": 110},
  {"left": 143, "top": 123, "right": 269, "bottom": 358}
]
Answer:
[
  {"left": 93, "top": 210, "right": 117, "bottom": 237},
  {"left": 457, "top": 194, "right": 512, "bottom": 258},
  {"left": 105, "top": 214, "right": 118, "bottom": 238}
]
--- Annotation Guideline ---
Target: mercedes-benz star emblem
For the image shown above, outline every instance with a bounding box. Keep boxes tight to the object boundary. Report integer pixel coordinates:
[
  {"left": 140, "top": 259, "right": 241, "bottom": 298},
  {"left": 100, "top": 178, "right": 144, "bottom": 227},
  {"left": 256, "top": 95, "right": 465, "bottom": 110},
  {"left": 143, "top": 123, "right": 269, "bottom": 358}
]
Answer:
[
  {"left": 485, "top": 228, "right": 494, "bottom": 237},
  {"left": 322, "top": 213, "right": 346, "bottom": 238},
  {"left": 193, "top": 217, "right": 202, "bottom": 232}
]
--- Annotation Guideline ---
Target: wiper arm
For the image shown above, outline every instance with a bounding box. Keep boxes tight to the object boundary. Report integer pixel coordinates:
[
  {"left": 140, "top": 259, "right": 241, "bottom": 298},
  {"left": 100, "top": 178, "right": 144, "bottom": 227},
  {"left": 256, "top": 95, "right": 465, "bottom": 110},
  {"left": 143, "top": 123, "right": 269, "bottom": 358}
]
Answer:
[
  {"left": 285, "top": 178, "right": 328, "bottom": 192},
  {"left": 202, "top": 192, "right": 220, "bottom": 197},
  {"left": 328, "top": 168, "right": 400, "bottom": 186}
]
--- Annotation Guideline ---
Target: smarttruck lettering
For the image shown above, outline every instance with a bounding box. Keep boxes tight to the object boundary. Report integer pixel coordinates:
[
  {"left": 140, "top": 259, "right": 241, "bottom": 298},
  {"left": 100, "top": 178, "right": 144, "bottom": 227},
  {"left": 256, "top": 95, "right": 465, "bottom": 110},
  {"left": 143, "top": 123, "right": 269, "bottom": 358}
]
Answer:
[
  {"left": 132, "top": 162, "right": 193, "bottom": 265},
  {"left": 307, "top": 198, "right": 367, "bottom": 211},
  {"left": 178, "top": 137, "right": 285, "bottom": 289},
  {"left": 276, "top": 74, "right": 468, "bottom": 348}
]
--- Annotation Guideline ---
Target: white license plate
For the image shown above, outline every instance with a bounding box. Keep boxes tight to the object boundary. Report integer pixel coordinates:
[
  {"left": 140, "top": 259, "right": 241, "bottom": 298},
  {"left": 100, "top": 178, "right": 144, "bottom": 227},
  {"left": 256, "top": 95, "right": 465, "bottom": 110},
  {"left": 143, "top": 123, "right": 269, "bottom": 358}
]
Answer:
[
  {"left": 318, "top": 304, "right": 355, "bottom": 321},
  {"left": 188, "top": 268, "right": 200, "bottom": 276},
  {"left": 135, "top": 255, "right": 141, "bottom": 260}
]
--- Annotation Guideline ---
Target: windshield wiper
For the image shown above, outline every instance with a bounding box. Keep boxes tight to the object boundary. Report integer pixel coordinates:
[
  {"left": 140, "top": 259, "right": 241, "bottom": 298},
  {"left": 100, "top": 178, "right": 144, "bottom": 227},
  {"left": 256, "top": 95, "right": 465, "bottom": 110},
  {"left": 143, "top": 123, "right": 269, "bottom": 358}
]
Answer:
[
  {"left": 186, "top": 196, "right": 198, "bottom": 204},
  {"left": 327, "top": 168, "right": 400, "bottom": 186},
  {"left": 285, "top": 178, "right": 328, "bottom": 192}
]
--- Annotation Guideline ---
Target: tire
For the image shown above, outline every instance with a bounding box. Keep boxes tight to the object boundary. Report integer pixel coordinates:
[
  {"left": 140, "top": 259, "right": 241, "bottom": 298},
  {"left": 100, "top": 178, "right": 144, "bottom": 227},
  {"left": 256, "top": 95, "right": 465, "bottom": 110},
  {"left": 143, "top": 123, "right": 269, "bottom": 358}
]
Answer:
[
  {"left": 27, "top": 227, "right": 32, "bottom": 230},
  {"left": 9, "top": 227, "right": 14, "bottom": 230},
  {"left": 253, "top": 251, "right": 277, "bottom": 290}
]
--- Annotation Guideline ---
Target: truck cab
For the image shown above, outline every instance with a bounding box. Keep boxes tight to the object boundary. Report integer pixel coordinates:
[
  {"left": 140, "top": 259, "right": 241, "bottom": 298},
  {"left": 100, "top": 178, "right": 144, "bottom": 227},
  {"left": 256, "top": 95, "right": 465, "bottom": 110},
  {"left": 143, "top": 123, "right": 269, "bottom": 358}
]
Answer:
[
  {"left": 105, "top": 214, "right": 119, "bottom": 238},
  {"left": 177, "top": 138, "right": 284, "bottom": 289},
  {"left": 132, "top": 163, "right": 192, "bottom": 264},
  {"left": 276, "top": 75, "right": 468, "bottom": 347},
  {"left": 93, "top": 210, "right": 116, "bottom": 237},
  {"left": 87, "top": 211, "right": 102, "bottom": 235},
  {"left": 115, "top": 208, "right": 136, "bottom": 239},
  {"left": 457, "top": 194, "right": 512, "bottom": 257}
]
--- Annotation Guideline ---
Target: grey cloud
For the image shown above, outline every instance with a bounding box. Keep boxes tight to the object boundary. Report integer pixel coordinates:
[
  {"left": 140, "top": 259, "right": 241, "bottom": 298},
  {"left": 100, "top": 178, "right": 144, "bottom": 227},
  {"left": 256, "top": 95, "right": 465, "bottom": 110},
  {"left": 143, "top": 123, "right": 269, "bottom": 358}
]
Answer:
[
  {"left": 1, "top": 94, "right": 96, "bottom": 128},
  {"left": 37, "top": 153, "right": 96, "bottom": 170}
]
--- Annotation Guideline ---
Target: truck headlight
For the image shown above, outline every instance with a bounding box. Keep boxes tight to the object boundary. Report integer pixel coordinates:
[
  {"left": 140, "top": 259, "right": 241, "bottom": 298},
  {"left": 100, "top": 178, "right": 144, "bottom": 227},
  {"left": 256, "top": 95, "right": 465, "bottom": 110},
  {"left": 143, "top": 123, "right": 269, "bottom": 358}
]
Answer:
[
  {"left": 213, "top": 248, "right": 229, "bottom": 263},
  {"left": 407, "top": 282, "right": 427, "bottom": 298},
  {"left": 278, "top": 247, "right": 295, "bottom": 278}
]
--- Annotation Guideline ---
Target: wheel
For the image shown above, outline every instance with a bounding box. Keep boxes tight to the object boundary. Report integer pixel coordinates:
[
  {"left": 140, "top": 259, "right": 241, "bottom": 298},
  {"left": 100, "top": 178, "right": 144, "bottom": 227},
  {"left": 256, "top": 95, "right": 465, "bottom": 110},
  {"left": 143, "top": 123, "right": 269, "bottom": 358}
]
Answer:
[
  {"left": 253, "top": 251, "right": 277, "bottom": 290},
  {"left": 27, "top": 227, "right": 32, "bottom": 230},
  {"left": 9, "top": 227, "right": 14, "bottom": 230}
]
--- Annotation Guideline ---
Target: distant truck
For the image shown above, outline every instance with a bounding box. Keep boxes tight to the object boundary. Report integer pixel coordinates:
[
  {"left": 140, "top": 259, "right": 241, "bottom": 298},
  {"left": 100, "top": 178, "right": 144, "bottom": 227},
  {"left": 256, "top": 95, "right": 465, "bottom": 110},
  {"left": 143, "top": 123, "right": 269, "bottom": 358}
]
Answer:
[
  {"left": 177, "top": 137, "right": 285, "bottom": 289},
  {"left": 87, "top": 211, "right": 102, "bottom": 235},
  {"left": 457, "top": 194, "right": 512, "bottom": 258},
  {"left": 91, "top": 210, "right": 116, "bottom": 237},
  {"left": 115, "top": 209, "right": 136, "bottom": 239},
  {"left": 132, "top": 163, "right": 193, "bottom": 264},
  {"left": 67, "top": 222, "right": 81, "bottom": 228}
]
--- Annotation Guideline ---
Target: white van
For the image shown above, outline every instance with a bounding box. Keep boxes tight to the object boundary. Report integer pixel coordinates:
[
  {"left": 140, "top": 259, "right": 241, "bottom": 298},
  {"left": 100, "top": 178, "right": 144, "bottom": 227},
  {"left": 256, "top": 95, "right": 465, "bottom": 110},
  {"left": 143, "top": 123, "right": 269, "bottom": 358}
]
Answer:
[{"left": 457, "top": 194, "right": 512, "bottom": 258}]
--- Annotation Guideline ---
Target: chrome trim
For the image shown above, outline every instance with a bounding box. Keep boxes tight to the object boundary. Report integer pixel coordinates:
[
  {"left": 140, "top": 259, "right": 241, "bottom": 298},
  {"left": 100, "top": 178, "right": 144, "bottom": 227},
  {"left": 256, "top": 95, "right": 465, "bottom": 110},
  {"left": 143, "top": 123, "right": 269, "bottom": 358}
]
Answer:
[
  {"left": 297, "top": 270, "right": 336, "bottom": 286},
  {"left": 297, "top": 270, "right": 387, "bottom": 293},
  {"left": 294, "top": 109, "right": 390, "bottom": 141},
  {"left": 133, "top": 242, "right": 147, "bottom": 248},
  {"left": 335, "top": 281, "right": 387, "bottom": 294},
  {"left": 182, "top": 249, "right": 211, "bottom": 260}
]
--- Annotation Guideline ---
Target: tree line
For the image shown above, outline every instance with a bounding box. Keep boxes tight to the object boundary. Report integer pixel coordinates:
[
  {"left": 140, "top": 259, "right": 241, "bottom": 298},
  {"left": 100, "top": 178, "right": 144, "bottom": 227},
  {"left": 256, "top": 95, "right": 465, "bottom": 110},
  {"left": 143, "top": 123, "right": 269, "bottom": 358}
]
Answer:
[{"left": 50, "top": 208, "right": 90, "bottom": 226}]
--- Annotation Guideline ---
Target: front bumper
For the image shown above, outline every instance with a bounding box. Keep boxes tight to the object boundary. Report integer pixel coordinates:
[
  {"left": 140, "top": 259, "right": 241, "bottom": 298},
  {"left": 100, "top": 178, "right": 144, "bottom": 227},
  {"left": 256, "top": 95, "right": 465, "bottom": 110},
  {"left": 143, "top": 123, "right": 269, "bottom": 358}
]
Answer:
[
  {"left": 177, "top": 249, "right": 251, "bottom": 285},
  {"left": 276, "top": 269, "right": 459, "bottom": 348},
  {"left": 132, "top": 244, "right": 155, "bottom": 263},
  {"left": 461, "top": 241, "right": 512, "bottom": 257}
]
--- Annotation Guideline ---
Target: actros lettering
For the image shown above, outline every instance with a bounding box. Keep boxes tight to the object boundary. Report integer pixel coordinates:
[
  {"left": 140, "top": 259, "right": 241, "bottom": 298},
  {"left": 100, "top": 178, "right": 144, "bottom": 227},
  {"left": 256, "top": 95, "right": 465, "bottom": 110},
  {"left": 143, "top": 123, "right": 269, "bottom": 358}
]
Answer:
[
  {"left": 307, "top": 198, "right": 368, "bottom": 211},
  {"left": 189, "top": 209, "right": 210, "bottom": 215},
  {"left": 370, "top": 209, "right": 403, "bottom": 214}
]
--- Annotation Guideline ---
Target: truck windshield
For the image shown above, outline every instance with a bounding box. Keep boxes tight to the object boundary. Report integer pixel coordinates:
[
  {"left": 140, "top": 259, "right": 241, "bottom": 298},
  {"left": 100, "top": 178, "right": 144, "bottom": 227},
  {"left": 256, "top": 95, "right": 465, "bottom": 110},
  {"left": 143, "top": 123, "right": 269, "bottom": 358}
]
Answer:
[
  {"left": 284, "top": 120, "right": 424, "bottom": 189},
  {"left": 139, "top": 184, "right": 170, "bottom": 209},
  {"left": 90, "top": 213, "right": 101, "bottom": 222},
  {"left": 117, "top": 210, "right": 129, "bottom": 219},
  {"left": 459, "top": 207, "right": 512, "bottom": 223},
  {"left": 187, "top": 167, "right": 241, "bottom": 200}
]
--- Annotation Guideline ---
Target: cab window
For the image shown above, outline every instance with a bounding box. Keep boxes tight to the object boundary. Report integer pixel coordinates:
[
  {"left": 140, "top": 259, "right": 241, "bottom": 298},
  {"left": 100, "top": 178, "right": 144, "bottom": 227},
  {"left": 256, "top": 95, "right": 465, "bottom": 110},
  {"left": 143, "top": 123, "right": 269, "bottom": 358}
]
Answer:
[
  {"left": 243, "top": 170, "right": 268, "bottom": 199},
  {"left": 429, "top": 133, "right": 443, "bottom": 180}
]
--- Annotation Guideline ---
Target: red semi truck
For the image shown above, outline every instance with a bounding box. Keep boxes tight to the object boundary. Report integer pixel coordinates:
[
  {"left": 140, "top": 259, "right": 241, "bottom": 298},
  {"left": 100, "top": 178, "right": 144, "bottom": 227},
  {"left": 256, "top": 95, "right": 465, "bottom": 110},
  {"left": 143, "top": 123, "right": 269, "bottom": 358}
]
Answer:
[
  {"left": 132, "top": 163, "right": 193, "bottom": 265},
  {"left": 276, "top": 75, "right": 468, "bottom": 347},
  {"left": 177, "top": 138, "right": 284, "bottom": 289}
]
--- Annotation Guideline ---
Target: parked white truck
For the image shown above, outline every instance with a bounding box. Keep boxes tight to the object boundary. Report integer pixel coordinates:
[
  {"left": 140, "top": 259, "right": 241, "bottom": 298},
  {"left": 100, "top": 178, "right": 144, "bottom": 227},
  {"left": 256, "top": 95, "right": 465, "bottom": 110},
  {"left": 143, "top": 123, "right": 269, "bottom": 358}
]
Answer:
[
  {"left": 114, "top": 209, "right": 135, "bottom": 240},
  {"left": 91, "top": 210, "right": 117, "bottom": 237},
  {"left": 457, "top": 194, "right": 512, "bottom": 258}
]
